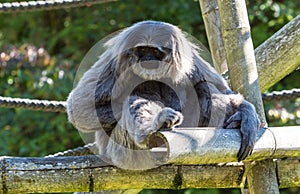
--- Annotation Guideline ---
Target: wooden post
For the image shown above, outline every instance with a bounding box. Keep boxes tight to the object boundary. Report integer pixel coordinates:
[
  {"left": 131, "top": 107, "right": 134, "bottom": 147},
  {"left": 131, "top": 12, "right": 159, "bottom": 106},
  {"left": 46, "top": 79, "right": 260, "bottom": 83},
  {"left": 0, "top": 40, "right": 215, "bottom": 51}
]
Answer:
[
  {"left": 197, "top": 5, "right": 300, "bottom": 92},
  {"left": 216, "top": 0, "right": 279, "bottom": 193},
  {"left": 199, "top": 0, "right": 228, "bottom": 74},
  {"left": 216, "top": 0, "right": 266, "bottom": 122}
]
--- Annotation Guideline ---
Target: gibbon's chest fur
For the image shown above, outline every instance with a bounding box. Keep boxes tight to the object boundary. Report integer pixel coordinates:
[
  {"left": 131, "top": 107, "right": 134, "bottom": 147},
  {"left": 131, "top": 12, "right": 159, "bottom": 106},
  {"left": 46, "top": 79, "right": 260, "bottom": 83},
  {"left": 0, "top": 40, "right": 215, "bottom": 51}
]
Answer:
[
  {"left": 128, "top": 80, "right": 212, "bottom": 127},
  {"left": 130, "top": 81, "right": 182, "bottom": 112}
]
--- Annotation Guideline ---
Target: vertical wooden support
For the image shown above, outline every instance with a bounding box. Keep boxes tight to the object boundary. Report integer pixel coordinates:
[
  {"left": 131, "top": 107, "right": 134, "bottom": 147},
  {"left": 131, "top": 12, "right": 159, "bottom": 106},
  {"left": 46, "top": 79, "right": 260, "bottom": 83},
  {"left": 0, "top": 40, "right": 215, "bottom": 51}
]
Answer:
[
  {"left": 216, "top": 0, "right": 266, "bottom": 122},
  {"left": 244, "top": 159, "right": 279, "bottom": 194},
  {"left": 215, "top": 0, "right": 279, "bottom": 193},
  {"left": 199, "top": 0, "right": 228, "bottom": 74}
]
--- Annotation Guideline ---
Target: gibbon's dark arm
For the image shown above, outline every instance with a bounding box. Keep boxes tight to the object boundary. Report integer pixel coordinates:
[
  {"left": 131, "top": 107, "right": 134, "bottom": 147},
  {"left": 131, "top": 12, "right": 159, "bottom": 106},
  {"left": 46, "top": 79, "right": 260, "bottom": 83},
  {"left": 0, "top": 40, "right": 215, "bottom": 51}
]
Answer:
[
  {"left": 95, "top": 102, "right": 117, "bottom": 134},
  {"left": 94, "top": 76, "right": 118, "bottom": 134},
  {"left": 193, "top": 80, "right": 260, "bottom": 161}
]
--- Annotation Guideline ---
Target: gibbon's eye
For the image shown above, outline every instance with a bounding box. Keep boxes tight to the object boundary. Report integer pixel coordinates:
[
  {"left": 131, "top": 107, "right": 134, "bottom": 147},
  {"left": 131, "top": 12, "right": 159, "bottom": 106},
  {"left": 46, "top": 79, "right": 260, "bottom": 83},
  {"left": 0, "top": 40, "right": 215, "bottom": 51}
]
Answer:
[
  {"left": 153, "top": 49, "right": 159, "bottom": 54},
  {"left": 140, "top": 47, "right": 146, "bottom": 52}
]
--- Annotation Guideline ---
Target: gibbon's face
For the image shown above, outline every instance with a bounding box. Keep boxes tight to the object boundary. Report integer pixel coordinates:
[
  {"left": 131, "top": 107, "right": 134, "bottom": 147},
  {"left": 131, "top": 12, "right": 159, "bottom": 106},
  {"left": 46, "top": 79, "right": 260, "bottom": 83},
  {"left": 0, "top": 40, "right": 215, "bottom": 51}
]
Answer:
[
  {"left": 126, "top": 45, "right": 174, "bottom": 80},
  {"left": 116, "top": 21, "right": 194, "bottom": 82}
]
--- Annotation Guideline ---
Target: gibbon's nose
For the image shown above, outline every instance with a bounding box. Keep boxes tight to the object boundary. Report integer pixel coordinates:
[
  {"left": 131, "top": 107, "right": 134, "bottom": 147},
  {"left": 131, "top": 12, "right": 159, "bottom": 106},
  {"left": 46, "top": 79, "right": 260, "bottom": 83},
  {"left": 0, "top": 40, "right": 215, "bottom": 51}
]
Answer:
[{"left": 140, "top": 60, "right": 159, "bottom": 69}]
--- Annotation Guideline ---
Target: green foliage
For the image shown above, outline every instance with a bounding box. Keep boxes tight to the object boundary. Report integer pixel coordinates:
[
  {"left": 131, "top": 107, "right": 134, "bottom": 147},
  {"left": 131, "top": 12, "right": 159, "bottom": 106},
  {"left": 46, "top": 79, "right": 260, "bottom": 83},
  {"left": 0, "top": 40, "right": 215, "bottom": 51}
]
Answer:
[
  {"left": 0, "top": 0, "right": 207, "bottom": 62},
  {"left": 0, "top": 44, "right": 82, "bottom": 156},
  {"left": 247, "top": 0, "right": 300, "bottom": 47}
]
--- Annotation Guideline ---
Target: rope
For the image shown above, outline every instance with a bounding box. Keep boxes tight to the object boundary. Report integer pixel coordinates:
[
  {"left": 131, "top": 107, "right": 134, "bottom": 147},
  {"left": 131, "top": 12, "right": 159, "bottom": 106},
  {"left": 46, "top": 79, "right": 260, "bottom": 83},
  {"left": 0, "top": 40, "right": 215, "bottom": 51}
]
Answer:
[
  {"left": 262, "top": 88, "right": 300, "bottom": 102},
  {"left": 0, "top": 0, "right": 115, "bottom": 13},
  {"left": 0, "top": 89, "right": 299, "bottom": 113},
  {"left": 46, "top": 142, "right": 97, "bottom": 157},
  {"left": 0, "top": 96, "right": 66, "bottom": 112}
]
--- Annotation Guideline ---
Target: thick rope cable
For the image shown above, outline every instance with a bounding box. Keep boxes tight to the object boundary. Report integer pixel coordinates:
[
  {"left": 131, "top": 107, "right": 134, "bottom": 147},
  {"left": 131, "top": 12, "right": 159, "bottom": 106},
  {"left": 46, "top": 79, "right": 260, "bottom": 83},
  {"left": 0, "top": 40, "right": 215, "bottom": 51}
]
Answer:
[
  {"left": 0, "top": 89, "right": 300, "bottom": 113},
  {"left": 0, "top": 0, "right": 115, "bottom": 13},
  {"left": 46, "top": 142, "right": 98, "bottom": 157},
  {"left": 261, "top": 88, "right": 300, "bottom": 102},
  {"left": 0, "top": 96, "right": 66, "bottom": 112}
]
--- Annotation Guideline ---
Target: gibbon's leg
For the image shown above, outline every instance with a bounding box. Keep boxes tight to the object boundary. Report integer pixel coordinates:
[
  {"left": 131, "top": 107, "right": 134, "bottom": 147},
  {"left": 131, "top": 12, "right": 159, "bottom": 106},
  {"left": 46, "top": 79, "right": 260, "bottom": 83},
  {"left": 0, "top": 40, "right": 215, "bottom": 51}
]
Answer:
[
  {"left": 115, "top": 95, "right": 183, "bottom": 148},
  {"left": 105, "top": 95, "right": 183, "bottom": 169}
]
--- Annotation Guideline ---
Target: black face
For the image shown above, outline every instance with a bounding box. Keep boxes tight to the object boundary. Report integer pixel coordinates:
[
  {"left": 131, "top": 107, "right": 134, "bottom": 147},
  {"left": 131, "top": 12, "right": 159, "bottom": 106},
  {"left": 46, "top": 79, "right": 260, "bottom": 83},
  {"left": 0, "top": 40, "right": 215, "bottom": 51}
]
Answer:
[{"left": 131, "top": 46, "right": 170, "bottom": 62}]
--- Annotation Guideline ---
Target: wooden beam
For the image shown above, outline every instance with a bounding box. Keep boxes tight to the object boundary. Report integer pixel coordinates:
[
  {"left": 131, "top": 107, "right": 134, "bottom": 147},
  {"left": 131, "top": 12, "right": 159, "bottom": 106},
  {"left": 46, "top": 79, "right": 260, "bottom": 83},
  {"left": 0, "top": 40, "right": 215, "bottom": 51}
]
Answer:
[
  {"left": 277, "top": 158, "right": 300, "bottom": 188},
  {"left": 148, "top": 127, "right": 300, "bottom": 164},
  {"left": 256, "top": 14, "right": 300, "bottom": 92},
  {"left": 1, "top": 156, "right": 299, "bottom": 192}
]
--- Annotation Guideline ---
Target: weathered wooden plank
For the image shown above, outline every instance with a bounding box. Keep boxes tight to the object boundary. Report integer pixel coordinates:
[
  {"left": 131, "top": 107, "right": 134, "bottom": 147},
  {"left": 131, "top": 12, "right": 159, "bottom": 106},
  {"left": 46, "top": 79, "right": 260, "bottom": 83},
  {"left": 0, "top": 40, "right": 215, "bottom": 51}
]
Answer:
[
  {"left": 1, "top": 156, "right": 102, "bottom": 193},
  {"left": 93, "top": 165, "right": 178, "bottom": 190},
  {"left": 277, "top": 159, "right": 300, "bottom": 188},
  {"left": 5, "top": 168, "right": 90, "bottom": 193},
  {"left": 199, "top": 2, "right": 300, "bottom": 92},
  {"left": 1, "top": 156, "right": 300, "bottom": 192},
  {"left": 215, "top": 0, "right": 280, "bottom": 193},
  {"left": 255, "top": 14, "right": 300, "bottom": 92},
  {"left": 0, "top": 156, "right": 245, "bottom": 192},
  {"left": 216, "top": 0, "right": 266, "bottom": 122},
  {"left": 180, "top": 164, "right": 244, "bottom": 189}
]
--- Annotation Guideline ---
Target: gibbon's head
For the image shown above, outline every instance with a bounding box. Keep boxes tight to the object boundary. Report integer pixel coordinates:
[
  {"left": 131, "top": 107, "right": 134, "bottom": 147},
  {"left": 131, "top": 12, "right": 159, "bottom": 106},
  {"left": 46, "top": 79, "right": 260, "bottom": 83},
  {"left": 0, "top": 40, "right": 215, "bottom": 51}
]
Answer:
[{"left": 104, "top": 21, "right": 197, "bottom": 82}]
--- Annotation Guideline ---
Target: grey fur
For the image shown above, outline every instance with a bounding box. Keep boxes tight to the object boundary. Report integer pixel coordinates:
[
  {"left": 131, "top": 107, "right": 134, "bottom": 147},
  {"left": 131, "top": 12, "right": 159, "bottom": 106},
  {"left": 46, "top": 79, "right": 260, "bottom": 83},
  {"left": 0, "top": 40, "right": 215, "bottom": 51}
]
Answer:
[{"left": 67, "top": 21, "right": 260, "bottom": 170}]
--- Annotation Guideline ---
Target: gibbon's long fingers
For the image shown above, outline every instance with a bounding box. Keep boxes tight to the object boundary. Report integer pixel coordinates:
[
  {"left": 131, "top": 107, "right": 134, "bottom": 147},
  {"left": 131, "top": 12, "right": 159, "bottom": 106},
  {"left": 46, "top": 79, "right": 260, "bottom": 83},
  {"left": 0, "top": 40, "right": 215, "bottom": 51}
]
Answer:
[
  {"left": 156, "top": 107, "right": 183, "bottom": 130},
  {"left": 238, "top": 130, "right": 254, "bottom": 161},
  {"left": 238, "top": 118, "right": 258, "bottom": 161},
  {"left": 224, "top": 111, "right": 241, "bottom": 129},
  {"left": 237, "top": 101, "right": 260, "bottom": 161}
]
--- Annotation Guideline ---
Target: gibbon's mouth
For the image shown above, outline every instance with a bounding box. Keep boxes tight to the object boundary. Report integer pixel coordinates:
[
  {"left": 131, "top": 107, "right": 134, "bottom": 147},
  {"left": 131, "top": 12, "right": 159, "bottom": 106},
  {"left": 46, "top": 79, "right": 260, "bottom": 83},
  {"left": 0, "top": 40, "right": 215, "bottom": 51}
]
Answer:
[{"left": 140, "top": 60, "right": 160, "bottom": 69}]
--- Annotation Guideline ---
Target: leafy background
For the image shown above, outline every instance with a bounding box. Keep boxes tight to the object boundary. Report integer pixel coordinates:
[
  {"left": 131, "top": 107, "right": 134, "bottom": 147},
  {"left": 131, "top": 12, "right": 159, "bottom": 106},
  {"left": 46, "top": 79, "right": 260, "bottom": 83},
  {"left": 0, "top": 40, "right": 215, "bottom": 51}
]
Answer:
[{"left": 0, "top": 0, "right": 299, "bottom": 193}]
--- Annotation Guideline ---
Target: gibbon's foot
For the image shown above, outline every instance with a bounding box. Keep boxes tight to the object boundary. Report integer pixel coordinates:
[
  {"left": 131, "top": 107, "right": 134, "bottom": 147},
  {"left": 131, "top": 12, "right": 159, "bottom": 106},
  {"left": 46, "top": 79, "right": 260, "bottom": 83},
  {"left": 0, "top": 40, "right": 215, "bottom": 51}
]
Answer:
[{"left": 224, "top": 110, "right": 260, "bottom": 161}]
